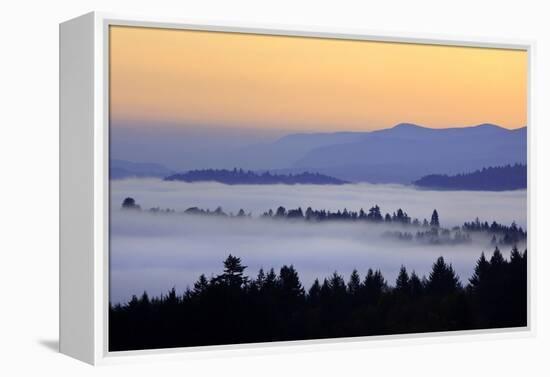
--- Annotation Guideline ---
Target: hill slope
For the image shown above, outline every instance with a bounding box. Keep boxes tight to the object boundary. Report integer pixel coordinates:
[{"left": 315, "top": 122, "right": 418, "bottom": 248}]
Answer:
[{"left": 413, "top": 164, "right": 527, "bottom": 191}]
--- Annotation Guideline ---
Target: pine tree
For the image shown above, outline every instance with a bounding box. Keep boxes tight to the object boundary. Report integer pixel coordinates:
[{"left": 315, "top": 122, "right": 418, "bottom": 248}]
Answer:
[
  {"left": 368, "top": 205, "right": 383, "bottom": 221},
  {"left": 430, "top": 209, "right": 440, "bottom": 228},
  {"left": 320, "top": 278, "right": 331, "bottom": 301},
  {"left": 490, "top": 246, "right": 505, "bottom": 267},
  {"left": 469, "top": 252, "right": 489, "bottom": 291},
  {"left": 164, "top": 287, "right": 179, "bottom": 306},
  {"left": 275, "top": 206, "right": 286, "bottom": 217},
  {"left": 308, "top": 278, "right": 322, "bottom": 305},
  {"left": 347, "top": 269, "right": 361, "bottom": 295},
  {"left": 193, "top": 274, "right": 210, "bottom": 295},
  {"left": 427, "top": 256, "right": 461, "bottom": 296},
  {"left": 279, "top": 265, "right": 305, "bottom": 299},
  {"left": 363, "top": 268, "right": 386, "bottom": 303},
  {"left": 254, "top": 268, "right": 266, "bottom": 288},
  {"left": 214, "top": 254, "right": 248, "bottom": 288},
  {"left": 409, "top": 271, "right": 424, "bottom": 297},
  {"left": 328, "top": 272, "right": 347, "bottom": 296},
  {"left": 395, "top": 266, "right": 410, "bottom": 294},
  {"left": 262, "top": 268, "right": 278, "bottom": 293},
  {"left": 510, "top": 245, "right": 521, "bottom": 264}
]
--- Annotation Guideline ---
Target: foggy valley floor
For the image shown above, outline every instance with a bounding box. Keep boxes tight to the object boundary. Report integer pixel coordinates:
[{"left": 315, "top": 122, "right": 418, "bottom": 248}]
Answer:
[{"left": 109, "top": 179, "right": 527, "bottom": 304}]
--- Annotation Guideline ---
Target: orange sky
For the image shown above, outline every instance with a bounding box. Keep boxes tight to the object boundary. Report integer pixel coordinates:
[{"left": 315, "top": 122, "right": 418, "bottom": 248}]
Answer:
[{"left": 109, "top": 25, "right": 527, "bottom": 132}]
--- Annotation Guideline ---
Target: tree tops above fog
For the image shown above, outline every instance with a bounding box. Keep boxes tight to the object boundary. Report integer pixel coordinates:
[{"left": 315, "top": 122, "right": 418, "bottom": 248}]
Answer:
[
  {"left": 120, "top": 197, "right": 526, "bottom": 247},
  {"left": 121, "top": 197, "right": 141, "bottom": 210},
  {"left": 164, "top": 168, "right": 348, "bottom": 185}
]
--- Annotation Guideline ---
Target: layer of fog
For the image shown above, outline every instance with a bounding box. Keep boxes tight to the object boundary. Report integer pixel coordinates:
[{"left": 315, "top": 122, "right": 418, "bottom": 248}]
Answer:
[
  {"left": 111, "top": 179, "right": 527, "bottom": 228},
  {"left": 109, "top": 180, "right": 526, "bottom": 304}
]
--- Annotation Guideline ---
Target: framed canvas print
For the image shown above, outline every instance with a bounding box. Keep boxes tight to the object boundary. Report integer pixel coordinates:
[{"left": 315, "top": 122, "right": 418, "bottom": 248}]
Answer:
[{"left": 60, "top": 12, "right": 533, "bottom": 365}]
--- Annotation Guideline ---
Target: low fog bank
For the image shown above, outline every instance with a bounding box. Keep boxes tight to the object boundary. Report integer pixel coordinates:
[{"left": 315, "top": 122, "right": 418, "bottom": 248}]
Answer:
[
  {"left": 110, "top": 209, "right": 525, "bottom": 304},
  {"left": 109, "top": 179, "right": 526, "bottom": 303},
  {"left": 110, "top": 179, "right": 527, "bottom": 228}
]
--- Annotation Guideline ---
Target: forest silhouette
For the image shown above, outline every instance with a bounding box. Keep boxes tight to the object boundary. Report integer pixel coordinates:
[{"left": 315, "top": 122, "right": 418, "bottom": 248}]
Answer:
[
  {"left": 164, "top": 168, "right": 348, "bottom": 185},
  {"left": 110, "top": 246, "right": 527, "bottom": 351},
  {"left": 414, "top": 164, "right": 527, "bottom": 191}
]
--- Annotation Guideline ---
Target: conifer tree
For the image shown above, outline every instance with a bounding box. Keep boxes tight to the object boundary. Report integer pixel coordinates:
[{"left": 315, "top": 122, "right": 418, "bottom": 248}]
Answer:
[
  {"left": 469, "top": 252, "right": 489, "bottom": 291},
  {"left": 427, "top": 257, "right": 461, "bottom": 296},
  {"left": 409, "top": 271, "right": 424, "bottom": 297},
  {"left": 254, "top": 268, "right": 266, "bottom": 289},
  {"left": 328, "top": 272, "right": 347, "bottom": 296},
  {"left": 395, "top": 266, "right": 410, "bottom": 294},
  {"left": 279, "top": 265, "right": 305, "bottom": 299},
  {"left": 308, "top": 278, "right": 322, "bottom": 304},
  {"left": 193, "top": 274, "right": 210, "bottom": 295},
  {"left": 490, "top": 246, "right": 505, "bottom": 268},
  {"left": 430, "top": 209, "right": 440, "bottom": 228},
  {"left": 215, "top": 254, "right": 248, "bottom": 288},
  {"left": 275, "top": 206, "right": 286, "bottom": 217},
  {"left": 363, "top": 268, "right": 386, "bottom": 303},
  {"left": 347, "top": 269, "right": 361, "bottom": 295},
  {"left": 262, "top": 268, "right": 278, "bottom": 293},
  {"left": 164, "top": 287, "right": 179, "bottom": 306}
]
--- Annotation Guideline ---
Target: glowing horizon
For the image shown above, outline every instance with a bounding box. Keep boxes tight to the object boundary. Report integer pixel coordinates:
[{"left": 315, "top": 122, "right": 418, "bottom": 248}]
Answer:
[{"left": 109, "top": 26, "right": 527, "bottom": 132}]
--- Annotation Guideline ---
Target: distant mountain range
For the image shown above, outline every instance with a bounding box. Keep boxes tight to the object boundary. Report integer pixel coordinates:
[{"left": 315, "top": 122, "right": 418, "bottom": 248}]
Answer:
[
  {"left": 413, "top": 164, "right": 527, "bottom": 191},
  {"left": 215, "top": 123, "right": 524, "bottom": 183},
  {"left": 111, "top": 123, "right": 527, "bottom": 184},
  {"left": 110, "top": 159, "right": 173, "bottom": 179},
  {"left": 164, "top": 169, "right": 348, "bottom": 185}
]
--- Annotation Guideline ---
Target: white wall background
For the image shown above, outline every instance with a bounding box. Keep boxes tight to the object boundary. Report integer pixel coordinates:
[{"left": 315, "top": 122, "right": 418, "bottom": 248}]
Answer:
[{"left": 0, "top": 0, "right": 548, "bottom": 375}]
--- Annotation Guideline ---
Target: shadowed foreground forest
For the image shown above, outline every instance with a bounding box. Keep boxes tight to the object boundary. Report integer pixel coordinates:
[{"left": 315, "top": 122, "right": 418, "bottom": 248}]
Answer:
[{"left": 110, "top": 246, "right": 527, "bottom": 351}]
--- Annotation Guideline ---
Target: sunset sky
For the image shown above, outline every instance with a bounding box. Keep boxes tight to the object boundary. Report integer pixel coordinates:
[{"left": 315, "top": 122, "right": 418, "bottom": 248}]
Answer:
[{"left": 109, "top": 25, "right": 527, "bottom": 132}]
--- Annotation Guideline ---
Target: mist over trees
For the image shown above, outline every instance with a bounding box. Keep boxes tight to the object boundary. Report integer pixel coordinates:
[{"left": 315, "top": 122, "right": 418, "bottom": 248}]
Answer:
[
  {"left": 110, "top": 247, "right": 527, "bottom": 351},
  {"left": 121, "top": 197, "right": 525, "bottom": 247},
  {"left": 463, "top": 218, "right": 527, "bottom": 245}
]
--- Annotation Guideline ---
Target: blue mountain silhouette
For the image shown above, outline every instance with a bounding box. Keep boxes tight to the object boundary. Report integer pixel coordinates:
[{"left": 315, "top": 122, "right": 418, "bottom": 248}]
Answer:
[{"left": 282, "top": 123, "right": 526, "bottom": 183}]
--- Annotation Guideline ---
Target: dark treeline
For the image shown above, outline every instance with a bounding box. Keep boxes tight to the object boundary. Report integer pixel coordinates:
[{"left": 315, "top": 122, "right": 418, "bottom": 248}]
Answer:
[
  {"left": 110, "top": 247, "right": 527, "bottom": 351},
  {"left": 164, "top": 168, "right": 348, "bottom": 185},
  {"left": 262, "top": 205, "right": 421, "bottom": 225},
  {"left": 413, "top": 164, "right": 527, "bottom": 191},
  {"left": 123, "top": 197, "right": 430, "bottom": 225}
]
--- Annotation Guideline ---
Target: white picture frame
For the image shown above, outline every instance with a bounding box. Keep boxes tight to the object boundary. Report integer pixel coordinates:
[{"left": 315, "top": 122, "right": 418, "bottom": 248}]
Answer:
[{"left": 60, "top": 11, "right": 535, "bottom": 365}]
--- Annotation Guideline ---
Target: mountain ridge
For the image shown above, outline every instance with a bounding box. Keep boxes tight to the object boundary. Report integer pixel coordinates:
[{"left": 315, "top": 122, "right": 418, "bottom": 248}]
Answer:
[
  {"left": 290, "top": 123, "right": 526, "bottom": 183},
  {"left": 111, "top": 123, "right": 526, "bottom": 184}
]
